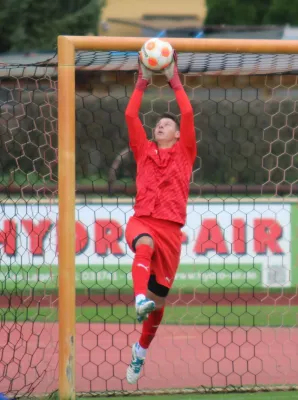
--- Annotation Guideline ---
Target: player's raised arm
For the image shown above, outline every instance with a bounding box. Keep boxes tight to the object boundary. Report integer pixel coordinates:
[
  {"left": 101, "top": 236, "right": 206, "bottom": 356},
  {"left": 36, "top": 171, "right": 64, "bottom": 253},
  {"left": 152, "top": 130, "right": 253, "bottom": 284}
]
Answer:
[
  {"left": 164, "top": 53, "right": 197, "bottom": 163},
  {"left": 125, "top": 59, "right": 152, "bottom": 161}
]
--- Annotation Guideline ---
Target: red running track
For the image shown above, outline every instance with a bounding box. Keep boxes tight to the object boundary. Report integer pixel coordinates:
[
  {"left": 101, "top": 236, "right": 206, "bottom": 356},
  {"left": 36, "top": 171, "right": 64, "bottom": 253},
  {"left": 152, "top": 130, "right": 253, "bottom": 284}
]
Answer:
[{"left": 1, "top": 322, "right": 298, "bottom": 396}]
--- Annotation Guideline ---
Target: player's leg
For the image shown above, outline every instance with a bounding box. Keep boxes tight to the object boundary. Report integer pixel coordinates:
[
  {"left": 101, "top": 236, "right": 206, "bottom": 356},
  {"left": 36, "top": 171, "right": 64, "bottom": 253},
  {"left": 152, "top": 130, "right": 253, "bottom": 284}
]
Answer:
[
  {"left": 137, "top": 278, "right": 168, "bottom": 352},
  {"left": 127, "top": 222, "right": 182, "bottom": 382},
  {"left": 126, "top": 218, "right": 181, "bottom": 384},
  {"left": 127, "top": 278, "right": 168, "bottom": 385},
  {"left": 133, "top": 236, "right": 156, "bottom": 321},
  {"left": 125, "top": 217, "right": 156, "bottom": 321}
]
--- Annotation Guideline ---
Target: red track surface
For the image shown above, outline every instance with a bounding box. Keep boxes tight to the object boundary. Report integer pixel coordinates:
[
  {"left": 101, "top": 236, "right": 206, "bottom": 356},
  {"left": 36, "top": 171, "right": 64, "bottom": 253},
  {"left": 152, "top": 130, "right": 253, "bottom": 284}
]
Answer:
[{"left": 1, "top": 322, "right": 298, "bottom": 396}]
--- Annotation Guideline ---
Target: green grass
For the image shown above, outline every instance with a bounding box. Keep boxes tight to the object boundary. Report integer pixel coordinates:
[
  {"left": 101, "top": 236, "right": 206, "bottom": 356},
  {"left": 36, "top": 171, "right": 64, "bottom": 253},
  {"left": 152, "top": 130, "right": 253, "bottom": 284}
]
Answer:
[
  {"left": 80, "top": 391, "right": 298, "bottom": 400},
  {"left": 1, "top": 304, "right": 298, "bottom": 328}
]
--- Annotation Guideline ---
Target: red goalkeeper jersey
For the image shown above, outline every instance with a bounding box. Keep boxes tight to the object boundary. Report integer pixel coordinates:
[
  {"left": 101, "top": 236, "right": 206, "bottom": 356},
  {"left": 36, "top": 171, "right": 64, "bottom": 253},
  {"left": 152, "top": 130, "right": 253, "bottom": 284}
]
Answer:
[{"left": 125, "top": 87, "right": 196, "bottom": 226}]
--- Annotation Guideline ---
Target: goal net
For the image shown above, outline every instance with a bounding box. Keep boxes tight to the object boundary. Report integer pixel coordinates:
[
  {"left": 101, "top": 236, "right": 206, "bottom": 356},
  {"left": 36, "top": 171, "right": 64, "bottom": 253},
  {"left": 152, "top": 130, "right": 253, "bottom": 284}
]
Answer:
[{"left": 1, "top": 41, "right": 298, "bottom": 398}]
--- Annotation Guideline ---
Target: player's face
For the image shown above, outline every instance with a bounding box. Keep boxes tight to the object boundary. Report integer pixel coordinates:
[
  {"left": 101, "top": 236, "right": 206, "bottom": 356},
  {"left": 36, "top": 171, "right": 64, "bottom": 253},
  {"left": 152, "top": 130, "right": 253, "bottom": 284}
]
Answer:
[{"left": 154, "top": 118, "right": 180, "bottom": 146}]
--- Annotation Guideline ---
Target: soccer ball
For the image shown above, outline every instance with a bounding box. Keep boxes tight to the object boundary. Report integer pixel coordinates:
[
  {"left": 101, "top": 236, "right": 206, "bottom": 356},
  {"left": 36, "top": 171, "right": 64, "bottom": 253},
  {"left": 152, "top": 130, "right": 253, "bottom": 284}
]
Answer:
[{"left": 140, "top": 38, "right": 174, "bottom": 71}]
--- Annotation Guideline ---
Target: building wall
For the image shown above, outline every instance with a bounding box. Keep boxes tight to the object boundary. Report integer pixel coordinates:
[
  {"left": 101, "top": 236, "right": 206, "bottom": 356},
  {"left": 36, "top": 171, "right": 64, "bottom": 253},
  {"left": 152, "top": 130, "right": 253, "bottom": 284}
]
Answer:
[{"left": 99, "top": 0, "right": 207, "bottom": 36}]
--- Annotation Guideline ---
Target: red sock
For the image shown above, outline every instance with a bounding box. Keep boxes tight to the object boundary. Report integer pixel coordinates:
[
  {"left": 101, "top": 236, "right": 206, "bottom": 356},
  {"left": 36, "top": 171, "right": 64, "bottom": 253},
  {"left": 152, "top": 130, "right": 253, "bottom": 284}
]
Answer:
[
  {"left": 139, "top": 307, "right": 164, "bottom": 349},
  {"left": 132, "top": 244, "right": 154, "bottom": 296}
]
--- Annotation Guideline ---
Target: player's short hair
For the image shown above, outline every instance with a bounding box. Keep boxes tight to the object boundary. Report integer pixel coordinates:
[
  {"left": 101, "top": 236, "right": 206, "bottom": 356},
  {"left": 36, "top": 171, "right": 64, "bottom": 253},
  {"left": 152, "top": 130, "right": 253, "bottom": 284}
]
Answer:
[{"left": 157, "top": 112, "right": 180, "bottom": 130}]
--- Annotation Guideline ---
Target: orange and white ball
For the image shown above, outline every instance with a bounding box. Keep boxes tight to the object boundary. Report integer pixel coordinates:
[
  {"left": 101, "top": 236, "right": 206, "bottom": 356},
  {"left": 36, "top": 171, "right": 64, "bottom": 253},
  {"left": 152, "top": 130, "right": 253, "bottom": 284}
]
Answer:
[{"left": 140, "top": 38, "right": 174, "bottom": 71}]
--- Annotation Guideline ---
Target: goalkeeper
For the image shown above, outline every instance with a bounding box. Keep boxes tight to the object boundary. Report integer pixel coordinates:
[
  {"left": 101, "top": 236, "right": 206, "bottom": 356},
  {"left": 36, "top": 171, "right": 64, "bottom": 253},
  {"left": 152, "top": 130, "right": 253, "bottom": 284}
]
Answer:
[{"left": 125, "top": 51, "right": 196, "bottom": 384}]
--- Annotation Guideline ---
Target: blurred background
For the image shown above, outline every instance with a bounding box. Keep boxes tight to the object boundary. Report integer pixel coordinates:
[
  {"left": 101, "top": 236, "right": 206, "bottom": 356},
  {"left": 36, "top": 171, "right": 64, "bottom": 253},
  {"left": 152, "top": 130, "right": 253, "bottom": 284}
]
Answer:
[
  {"left": 1, "top": 0, "right": 298, "bottom": 194},
  {"left": 1, "top": 0, "right": 298, "bottom": 52}
]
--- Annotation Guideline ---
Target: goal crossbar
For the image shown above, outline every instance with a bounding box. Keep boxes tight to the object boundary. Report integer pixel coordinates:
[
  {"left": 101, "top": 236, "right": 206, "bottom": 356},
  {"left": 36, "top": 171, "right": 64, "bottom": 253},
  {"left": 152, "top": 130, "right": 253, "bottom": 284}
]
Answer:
[{"left": 57, "top": 36, "right": 298, "bottom": 400}]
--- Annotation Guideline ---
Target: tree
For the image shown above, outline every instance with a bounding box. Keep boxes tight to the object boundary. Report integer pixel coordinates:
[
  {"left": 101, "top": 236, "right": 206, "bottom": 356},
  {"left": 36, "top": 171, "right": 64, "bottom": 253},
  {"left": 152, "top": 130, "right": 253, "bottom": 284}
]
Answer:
[
  {"left": 0, "top": 0, "right": 105, "bottom": 52},
  {"left": 0, "top": 0, "right": 21, "bottom": 52},
  {"left": 205, "top": 0, "right": 272, "bottom": 25},
  {"left": 205, "top": 0, "right": 254, "bottom": 25},
  {"left": 264, "top": 0, "right": 298, "bottom": 24}
]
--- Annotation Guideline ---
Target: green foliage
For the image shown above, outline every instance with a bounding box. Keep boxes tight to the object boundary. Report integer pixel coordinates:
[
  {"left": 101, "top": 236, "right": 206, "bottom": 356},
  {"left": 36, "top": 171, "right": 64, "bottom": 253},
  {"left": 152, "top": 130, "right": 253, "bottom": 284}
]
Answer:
[
  {"left": 0, "top": 0, "right": 104, "bottom": 52},
  {"left": 205, "top": 0, "right": 296, "bottom": 25},
  {"left": 205, "top": 0, "right": 258, "bottom": 25},
  {"left": 0, "top": 0, "right": 21, "bottom": 52},
  {"left": 264, "top": 0, "right": 298, "bottom": 25}
]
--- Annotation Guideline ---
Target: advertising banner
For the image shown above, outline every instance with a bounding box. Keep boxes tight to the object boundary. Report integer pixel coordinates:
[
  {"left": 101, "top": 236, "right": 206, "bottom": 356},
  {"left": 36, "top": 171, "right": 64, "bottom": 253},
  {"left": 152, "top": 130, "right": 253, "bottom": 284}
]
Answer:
[{"left": 0, "top": 201, "right": 296, "bottom": 291}]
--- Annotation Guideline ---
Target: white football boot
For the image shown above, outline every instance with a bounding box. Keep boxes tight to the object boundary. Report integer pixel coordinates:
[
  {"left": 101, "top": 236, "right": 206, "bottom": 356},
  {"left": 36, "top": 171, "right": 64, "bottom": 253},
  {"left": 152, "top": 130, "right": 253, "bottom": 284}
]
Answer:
[
  {"left": 135, "top": 297, "right": 155, "bottom": 322},
  {"left": 126, "top": 343, "right": 146, "bottom": 384}
]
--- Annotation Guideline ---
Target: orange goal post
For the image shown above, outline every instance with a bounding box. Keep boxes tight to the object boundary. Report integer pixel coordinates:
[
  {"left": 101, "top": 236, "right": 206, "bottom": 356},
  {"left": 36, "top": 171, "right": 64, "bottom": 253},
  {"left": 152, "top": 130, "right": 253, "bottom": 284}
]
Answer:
[{"left": 58, "top": 36, "right": 298, "bottom": 400}]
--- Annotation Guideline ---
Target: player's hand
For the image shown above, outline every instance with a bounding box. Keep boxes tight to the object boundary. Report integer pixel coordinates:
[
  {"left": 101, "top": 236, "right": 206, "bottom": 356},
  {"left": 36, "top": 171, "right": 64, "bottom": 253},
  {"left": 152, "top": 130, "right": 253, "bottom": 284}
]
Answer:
[
  {"left": 163, "top": 51, "right": 182, "bottom": 90},
  {"left": 139, "top": 52, "right": 152, "bottom": 81},
  {"left": 135, "top": 53, "right": 152, "bottom": 91},
  {"left": 163, "top": 50, "right": 177, "bottom": 81}
]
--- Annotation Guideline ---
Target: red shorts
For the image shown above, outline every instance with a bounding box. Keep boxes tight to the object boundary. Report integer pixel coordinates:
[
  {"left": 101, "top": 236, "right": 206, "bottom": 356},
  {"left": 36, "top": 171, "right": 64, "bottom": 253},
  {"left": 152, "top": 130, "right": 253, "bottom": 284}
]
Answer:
[{"left": 125, "top": 216, "right": 182, "bottom": 289}]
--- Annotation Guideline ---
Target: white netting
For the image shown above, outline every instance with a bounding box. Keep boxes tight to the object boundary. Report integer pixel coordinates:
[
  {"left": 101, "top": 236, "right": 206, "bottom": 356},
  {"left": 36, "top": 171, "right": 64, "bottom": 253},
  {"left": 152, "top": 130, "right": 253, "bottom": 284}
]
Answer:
[{"left": 0, "top": 51, "right": 298, "bottom": 397}]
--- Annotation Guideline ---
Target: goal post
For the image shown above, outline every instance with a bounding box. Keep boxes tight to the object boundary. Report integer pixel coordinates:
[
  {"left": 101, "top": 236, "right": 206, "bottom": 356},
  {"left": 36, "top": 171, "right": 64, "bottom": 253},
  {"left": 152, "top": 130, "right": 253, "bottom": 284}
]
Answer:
[
  {"left": 57, "top": 35, "right": 298, "bottom": 399},
  {"left": 58, "top": 36, "right": 76, "bottom": 400},
  {"left": 57, "top": 36, "right": 298, "bottom": 400}
]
